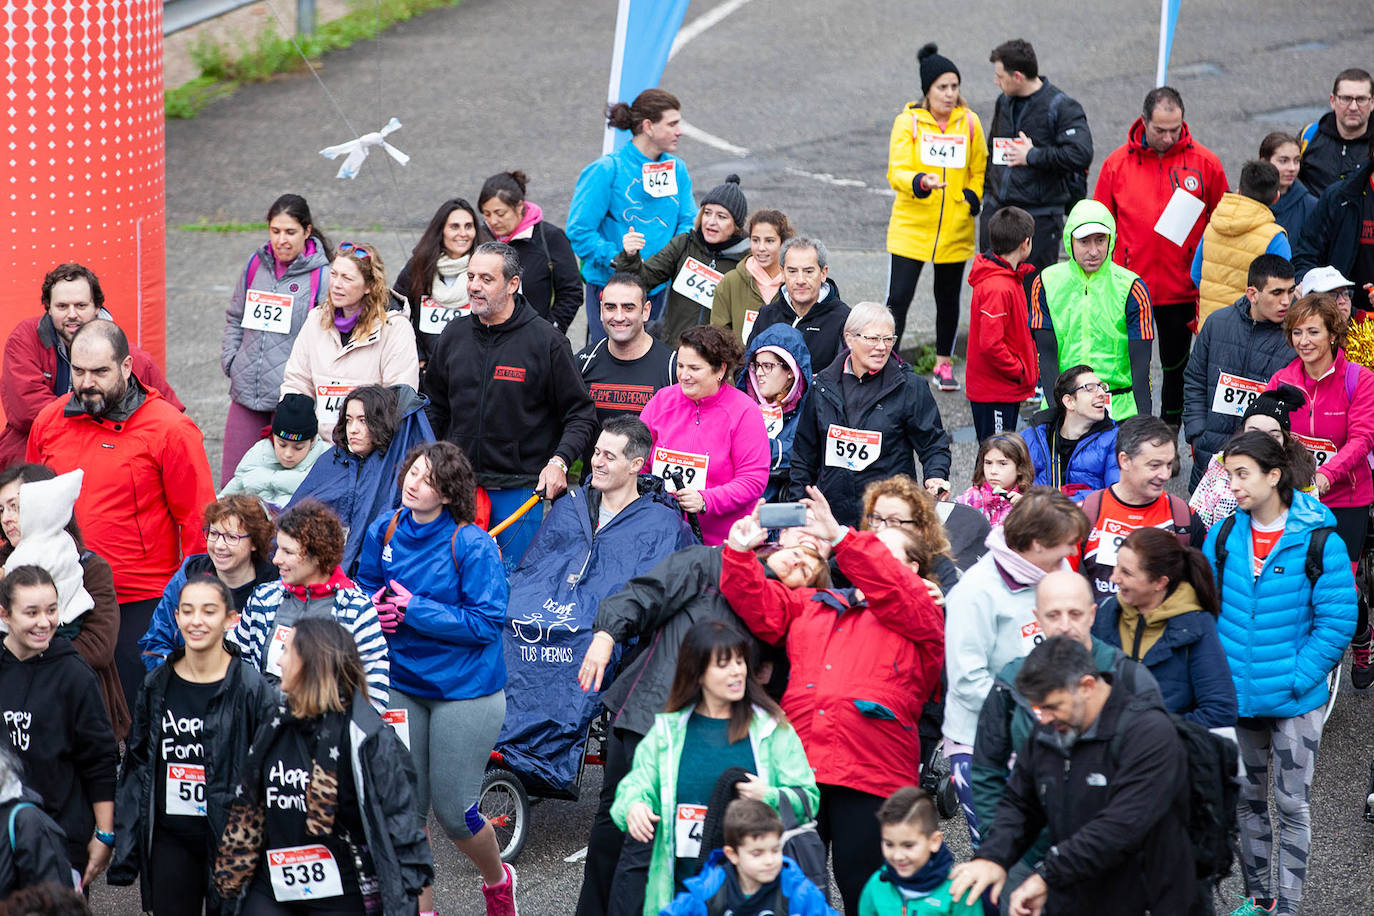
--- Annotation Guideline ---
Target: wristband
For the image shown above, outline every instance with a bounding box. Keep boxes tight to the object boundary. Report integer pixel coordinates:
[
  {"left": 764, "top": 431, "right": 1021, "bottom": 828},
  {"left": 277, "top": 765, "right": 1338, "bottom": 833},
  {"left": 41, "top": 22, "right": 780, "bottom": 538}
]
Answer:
[
  {"left": 95, "top": 829, "right": 115, "bottom": 847},
  {"left": 547, "top": 457, "right": 568, "bottom": 474}
]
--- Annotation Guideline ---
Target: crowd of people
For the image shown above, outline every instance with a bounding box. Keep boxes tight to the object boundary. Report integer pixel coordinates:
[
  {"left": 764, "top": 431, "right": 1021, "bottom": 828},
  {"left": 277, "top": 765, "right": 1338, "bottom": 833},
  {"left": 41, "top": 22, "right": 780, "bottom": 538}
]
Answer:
[{"left": 0, "top": 33, "right": 1371, "bottom": 916}]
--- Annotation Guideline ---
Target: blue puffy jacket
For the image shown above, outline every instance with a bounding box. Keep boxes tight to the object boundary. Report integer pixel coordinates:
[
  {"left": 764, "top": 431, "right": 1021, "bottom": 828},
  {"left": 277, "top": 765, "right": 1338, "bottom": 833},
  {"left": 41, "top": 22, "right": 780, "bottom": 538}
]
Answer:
[
  {"left": 737, "top": 324, "right": 812, "bottom": 501},
  {"left": 138, "top": 554, "right": 277, "bottom": 672},
  {"left": 659, "top": 850, "right": 836, "bottom": 916},
  {"left": 354, "top": 507, "right": 508, "bottom": 701},
  {"left": 1203, "top": 490, "right": 1357, "bottom": 718},
  {"left": 286, "top": 384, "right": 435, "bottom": 573},
  {"left": 1020, "top": 408, "right": 1120, "bottom": 494},
  {"left": 495, "top": 480, "right": 696, "bottom": 796}
]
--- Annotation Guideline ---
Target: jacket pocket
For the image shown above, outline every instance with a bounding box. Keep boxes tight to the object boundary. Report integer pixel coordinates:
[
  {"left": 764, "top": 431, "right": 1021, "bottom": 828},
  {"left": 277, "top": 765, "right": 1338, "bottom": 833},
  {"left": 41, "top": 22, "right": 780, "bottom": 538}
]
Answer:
[{"left": 852, "top": 699, "right": 913, "bottom": 729}]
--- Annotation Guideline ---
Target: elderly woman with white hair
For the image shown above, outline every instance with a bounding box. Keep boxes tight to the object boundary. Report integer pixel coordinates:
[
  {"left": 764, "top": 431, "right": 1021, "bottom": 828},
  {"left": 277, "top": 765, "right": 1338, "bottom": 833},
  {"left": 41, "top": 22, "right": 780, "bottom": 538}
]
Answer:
[{"left": 786, "top": 301, "right": 953, "bottom": 527}]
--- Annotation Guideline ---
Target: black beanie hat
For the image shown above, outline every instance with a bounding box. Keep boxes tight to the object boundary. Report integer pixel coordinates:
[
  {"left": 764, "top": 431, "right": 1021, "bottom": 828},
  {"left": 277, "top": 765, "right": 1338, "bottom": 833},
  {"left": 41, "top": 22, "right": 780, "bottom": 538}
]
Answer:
[
  {"left": 1242, "top": 383, "right": 1305, "bottom": 433},
  {"left": 273, "top": 393, "right": 317, "bottom": 441},
  {"left": 918, "top": 42, "right": 960, "bottom": 97},
  {"left": 701, "top": 175, "right": 748, "bottom": 229}
]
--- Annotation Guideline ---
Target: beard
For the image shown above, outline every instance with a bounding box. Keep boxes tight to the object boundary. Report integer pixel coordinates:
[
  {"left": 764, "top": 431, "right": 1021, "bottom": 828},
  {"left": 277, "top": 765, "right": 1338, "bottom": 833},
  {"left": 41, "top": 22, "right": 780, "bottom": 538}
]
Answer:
[{"left": 78, "top": 380, "right": 126, "bottom": 418}]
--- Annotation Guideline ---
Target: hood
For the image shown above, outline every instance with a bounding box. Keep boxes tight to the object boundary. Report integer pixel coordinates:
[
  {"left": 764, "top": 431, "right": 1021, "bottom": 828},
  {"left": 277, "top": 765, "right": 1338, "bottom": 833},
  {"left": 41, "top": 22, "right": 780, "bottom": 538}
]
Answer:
[
  {"left": 1285, "top": 488, "right": 1340, "bottom": 535},
  {"left": 1061, "top": 198, "right": 1118, "bottom": 261},
  {"left": 499, "top": 202, "right": 544, "bottom": 243},
  {"left": 1280, "top": 179, "right": 1312, "bottom": 206},
  {"left": 1316, "top": 110, "right": 1374, "bottom": 143},
  {"left": 740, "top": 323, "right": 812, "bottom": 412},
  {"left": 389, "top": 383, "right": 429, "bottom": 420},
  {"left": 1126, "top": 115, "right": 1198, "bottom": 160},
  {"left": 967, "top": 251, "right": 1033, "bottom": 287},
  {"left": 1207, "top": 192, "right": 1278, "bottom": 237},
  {"left": 0, "top": 635, "right": 79, "bottom": 669},
  {"left": 17, "top": 469, "right": 81, "bottom": 541},
  {"left": 1120, "top": 580, "right": 1203, "bottom": 628}
]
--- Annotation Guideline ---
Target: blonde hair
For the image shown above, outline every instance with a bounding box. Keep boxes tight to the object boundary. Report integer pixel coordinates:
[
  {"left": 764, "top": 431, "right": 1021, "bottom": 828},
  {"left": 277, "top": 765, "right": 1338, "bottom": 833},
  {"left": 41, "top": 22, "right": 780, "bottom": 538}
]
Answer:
[{"left": 322, "top": 243, "right": 390, "bottom": 340}]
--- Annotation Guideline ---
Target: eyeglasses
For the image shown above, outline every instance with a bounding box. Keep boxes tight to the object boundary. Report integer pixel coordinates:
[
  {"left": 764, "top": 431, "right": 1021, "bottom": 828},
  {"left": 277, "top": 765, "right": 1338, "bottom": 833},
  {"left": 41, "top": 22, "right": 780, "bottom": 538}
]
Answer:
[
  {"left": 204, "top": 527, "right": 250, "bottom": 546},
  {"left": 337, "top": 240, "right": 372, "bottom": 259},
  {"left": 1334, "top": 94, "right": 1373, "bottom": 108},
  {"left": 866, "top": 513, "right": 915, "bottom": 530},
  {"left": 751, "top": 360, "right": 787, "bottom": 374},
  {"left": 1333, "top": 288, "right": 1354, "bottom": 300},
  {"left": 1072, "top": 381, "right": 1108, "bottom": 394},
  {"left": 850, "top": 333, "right": 897, "bottom": 346}
]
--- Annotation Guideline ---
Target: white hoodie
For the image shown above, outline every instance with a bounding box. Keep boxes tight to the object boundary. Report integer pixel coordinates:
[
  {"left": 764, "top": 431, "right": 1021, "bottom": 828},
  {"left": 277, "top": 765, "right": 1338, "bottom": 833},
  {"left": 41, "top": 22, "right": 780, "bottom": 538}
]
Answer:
[{"left": 1, "top": 470, "right": 93, "bottom": 627}]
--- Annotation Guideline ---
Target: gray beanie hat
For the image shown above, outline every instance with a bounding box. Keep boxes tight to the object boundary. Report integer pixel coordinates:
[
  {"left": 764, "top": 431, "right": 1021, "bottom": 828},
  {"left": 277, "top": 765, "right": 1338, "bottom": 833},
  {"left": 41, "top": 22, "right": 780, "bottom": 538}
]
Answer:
[{"left": 700, "top": 174, "right": 748, "bottom": 228}]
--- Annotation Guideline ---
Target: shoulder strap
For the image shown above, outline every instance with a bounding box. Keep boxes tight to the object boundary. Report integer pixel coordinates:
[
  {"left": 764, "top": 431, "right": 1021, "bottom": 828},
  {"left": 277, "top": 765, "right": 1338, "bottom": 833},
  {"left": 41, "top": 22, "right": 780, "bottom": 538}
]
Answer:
[
  {"left": 1168, "top": 495, "right": 1192, "bottom": 545},
  {"left": 309, "top": 265, "right": 325, "bottom": 307},
  {"left": 1345, "top": 362, "right": 1359, "bottom": 403},
  {"left": 8, "top": 801, "right": 33, "bottom": 850},
  {"left": 1082, "top": 489, "right": 1104, "bottom": 527},
  {"left": 1214, "top": 514, "right": 1237, "bottom": 597},
  {"left": 245, "top": 255, "right": 260, "bottom": 290},
  {"left": 382, "top": 510, "right": 402, "bottom": 546},
  {"left": 1306, "top": 527, "right": 1332, "bottom": 587},
  {"left": 1299, "top": 122, "right": 1319, "bottom": 149},
  {"left": 450, "top": 523, "right": 464, "bottom": 572}
]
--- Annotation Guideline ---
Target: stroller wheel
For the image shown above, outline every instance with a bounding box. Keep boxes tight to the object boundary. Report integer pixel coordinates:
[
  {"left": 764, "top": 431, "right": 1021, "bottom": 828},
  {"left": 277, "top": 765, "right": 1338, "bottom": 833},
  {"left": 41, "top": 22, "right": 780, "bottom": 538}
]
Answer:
[
  {"left": 480, "top": 768, "right": 530, "bottom": 863},
  {"left": 936, "top": 774, "right": 959, "bottom": 820}
]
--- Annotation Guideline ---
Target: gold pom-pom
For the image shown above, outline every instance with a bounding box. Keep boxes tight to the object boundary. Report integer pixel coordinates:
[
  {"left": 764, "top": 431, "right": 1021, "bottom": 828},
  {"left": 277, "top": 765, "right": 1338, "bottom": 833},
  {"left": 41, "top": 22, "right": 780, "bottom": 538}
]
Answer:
[{"left": 1347, "top": 318, "right": 1374, "bottom": 371}]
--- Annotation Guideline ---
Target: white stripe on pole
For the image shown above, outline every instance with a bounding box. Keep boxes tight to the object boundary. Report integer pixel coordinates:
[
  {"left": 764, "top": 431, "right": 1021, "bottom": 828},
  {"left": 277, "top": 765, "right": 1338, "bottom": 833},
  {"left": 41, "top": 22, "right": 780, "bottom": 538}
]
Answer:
[
  {"left": 602, "top": 0, "right": 634, "bottom": 155},
  {"left": 1155, "top": 0, "right": 1169, "bottom": 86}
]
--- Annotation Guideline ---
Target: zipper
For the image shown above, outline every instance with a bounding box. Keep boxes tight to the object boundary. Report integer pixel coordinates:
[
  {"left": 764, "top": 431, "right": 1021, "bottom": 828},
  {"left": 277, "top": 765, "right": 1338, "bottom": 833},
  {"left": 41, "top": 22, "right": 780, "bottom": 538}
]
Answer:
[{"left": 474, "top": 331, "right": 494, "bottom": 474}]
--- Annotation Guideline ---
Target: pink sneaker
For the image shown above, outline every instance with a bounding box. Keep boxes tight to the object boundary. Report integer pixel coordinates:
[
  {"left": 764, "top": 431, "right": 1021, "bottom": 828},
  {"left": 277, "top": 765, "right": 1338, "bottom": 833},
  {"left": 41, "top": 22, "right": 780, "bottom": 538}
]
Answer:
[
  {"left": 934, "top": 362, "right": 959, "bottom": 391},
  {"left": 482, "top": 863, "right": 518, "bottom": 916}
]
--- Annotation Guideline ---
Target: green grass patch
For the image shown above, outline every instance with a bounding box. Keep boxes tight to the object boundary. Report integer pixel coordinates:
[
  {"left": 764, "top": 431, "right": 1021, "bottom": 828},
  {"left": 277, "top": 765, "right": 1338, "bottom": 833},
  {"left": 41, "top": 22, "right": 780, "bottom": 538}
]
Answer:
[
  {"left": 177, "top": 218, "right": 266, "bottom": 232},
  {"left": 905, "top": 344, "right": 939, "bottom": 376},
  {"left": 166, "top": 0, "right": 462, "bottom": 119}
]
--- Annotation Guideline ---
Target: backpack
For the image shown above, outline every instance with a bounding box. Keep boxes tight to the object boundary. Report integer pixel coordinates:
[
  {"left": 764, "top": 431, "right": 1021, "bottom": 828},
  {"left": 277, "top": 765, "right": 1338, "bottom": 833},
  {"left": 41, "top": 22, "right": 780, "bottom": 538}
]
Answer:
[
  {"left": 1048, "top": 91, "right": 1088, "bottom": 212},
  {"left": 1109, "top": 706, "right": 1239, "bottom": 884},
  {"left": 1211, "top": 513, "right": 1333, "bottom": 596},
  {"left": 1080, "top": 489, "right": 1193, "bottom": 559},
  {"left": 244, "top": 254, "right": 325, "bottom": 310}
]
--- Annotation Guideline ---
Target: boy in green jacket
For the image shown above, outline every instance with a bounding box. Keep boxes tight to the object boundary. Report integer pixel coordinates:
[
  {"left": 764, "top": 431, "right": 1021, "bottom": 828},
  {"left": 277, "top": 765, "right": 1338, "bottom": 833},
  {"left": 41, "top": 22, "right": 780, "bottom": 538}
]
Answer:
[{"left": 859, "top": 788, "right": 980, "bottom": 915}]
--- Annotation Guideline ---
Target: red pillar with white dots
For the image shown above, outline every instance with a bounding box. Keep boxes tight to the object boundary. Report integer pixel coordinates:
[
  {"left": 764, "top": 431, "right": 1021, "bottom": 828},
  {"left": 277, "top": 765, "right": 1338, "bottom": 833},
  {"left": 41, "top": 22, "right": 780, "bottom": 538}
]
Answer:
[{"left": 0, "top": 0, "right": 166, "bottom": 374}]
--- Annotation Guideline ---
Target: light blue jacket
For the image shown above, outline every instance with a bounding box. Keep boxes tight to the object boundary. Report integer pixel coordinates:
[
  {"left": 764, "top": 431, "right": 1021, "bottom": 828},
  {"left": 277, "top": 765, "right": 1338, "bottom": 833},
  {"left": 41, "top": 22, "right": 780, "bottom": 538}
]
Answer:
[
  {"left": 566, "top": 142, "right": 696, "bottom": 287},
  {"left": 219, "top": 436, "right": 330, "bottom": 509},
  {"left": 1203, "top": 490, "right": 1357, "bottom": 718}
]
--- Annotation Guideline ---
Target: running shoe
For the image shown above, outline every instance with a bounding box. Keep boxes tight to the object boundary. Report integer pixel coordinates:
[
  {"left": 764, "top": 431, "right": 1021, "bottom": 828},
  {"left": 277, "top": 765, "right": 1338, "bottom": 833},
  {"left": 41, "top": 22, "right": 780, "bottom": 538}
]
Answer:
[
  {"left": 482, "top": 862, "right": 518, "bottom": 916},
  {"left": 934, "top": 362, "right": 959, "bottom": 392},
  {"left": 1352, "top": 624, "right": 1374, "bottom": 690},
  {"left": 1228, "top": 898, "right": 1276, "bottom": 915}
]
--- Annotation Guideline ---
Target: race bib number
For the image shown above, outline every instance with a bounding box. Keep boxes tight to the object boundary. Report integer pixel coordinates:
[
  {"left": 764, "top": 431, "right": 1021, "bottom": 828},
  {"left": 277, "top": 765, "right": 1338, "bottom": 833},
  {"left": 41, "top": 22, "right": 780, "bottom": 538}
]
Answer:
[
  {"left": 316, "top": 384, "right": 352, "bottom": 424},
  {"left": 1293, "top": 433, "right": 1337, "bottom": 468},
  {"left": 651, "top": 447, "right": 710, "bottom": 492},
  {"left": 1090, "top": 519, "right": 1131, "bottom": 568},
  {"left": 1210, "top": 372, "right": 1265, "bottom": 417},
  {"left": 674, "top": 804, "right": 707, "bottom": 859},
  {"left": 241, "top": 290, "right": 293, "bottom": 334},
  {"left": 642, "top": 160, "right": 678, "bottom": 198},
  {"left": 265, "top": 625, "right": 293, "bottom": 677},
  {"left": 268, "top": 845, "right": 343, "bottom": 902},
  {"left": 824, "top": 425, "right": 882, "bottom": 471},
  {"left": 419, "top": 297, "right": 467, "bottom": 335},
  {"left": 919, "top": 132, "right": 967, "bottom": 169},
  {"left": 671, "top": 258, "right": 724, "bottom": 308},
  {"left": 1020, "top": 620, "right": 1044, "bottom": 652},
  {"left": 741, "top": 309, "right": 759, "bottom": 342},
  {"left": 992, "top": 138, "right": 1017, "bottom": 166},
  {"left": 382, "top": 709, "right": 410, "bottom": 750},
  {"left": 760, "top": 403, "right": 784, "bottom": 438},
  {"left": 164, "top": 763, "right": 207, "bottom": 817}
]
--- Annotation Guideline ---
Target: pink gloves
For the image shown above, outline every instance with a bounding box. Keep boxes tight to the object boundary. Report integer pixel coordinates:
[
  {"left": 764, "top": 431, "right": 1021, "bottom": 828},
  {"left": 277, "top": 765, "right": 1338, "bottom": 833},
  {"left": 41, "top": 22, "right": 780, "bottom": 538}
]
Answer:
[{"left": 371, "top": 579, "right": 413, "bottom": 634}]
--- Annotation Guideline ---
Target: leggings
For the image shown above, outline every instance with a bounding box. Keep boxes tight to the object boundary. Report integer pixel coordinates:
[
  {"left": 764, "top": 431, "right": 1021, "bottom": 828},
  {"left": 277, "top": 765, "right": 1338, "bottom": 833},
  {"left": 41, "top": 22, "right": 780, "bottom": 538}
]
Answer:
[
  {"left": 816, "top": 784, "right": 884, "bottom": 916},
  {"left": 149, "top": 830, "right": 212, "bottom": 916},
  {"left": 392, "top": 689, "right": 506, "bottom": 840},
  {"left": 222, "top": 402, "right": 274, "bottom": 486},
  {"left": 1235, "top": 708, "right": 1324, "bottom": 916},
  {"left": 240, "top": 880, "right": 363, "bottom": 916},
  {"left": 885, "top": 255, "right": 966, "bottom": 354},
  {"left": 1153, "top": 302, "right": 1194, "bottom": 427}
]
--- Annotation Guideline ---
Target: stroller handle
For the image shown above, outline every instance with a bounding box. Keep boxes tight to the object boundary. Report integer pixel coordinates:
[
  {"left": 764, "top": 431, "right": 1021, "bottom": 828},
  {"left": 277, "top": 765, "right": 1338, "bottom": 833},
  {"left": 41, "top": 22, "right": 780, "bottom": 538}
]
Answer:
[{"left": 489, "top": 494, "right": 542, "bottom": 539}]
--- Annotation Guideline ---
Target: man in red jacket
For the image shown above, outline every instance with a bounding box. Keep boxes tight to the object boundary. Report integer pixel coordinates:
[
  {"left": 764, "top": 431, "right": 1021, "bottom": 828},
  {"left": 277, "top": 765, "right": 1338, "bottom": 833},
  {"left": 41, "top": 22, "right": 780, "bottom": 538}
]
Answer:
[
  {"left": 1094, "top": 87, "right": 1227, "bottom": 429},
  {"left": 26, "top": 319, "right": 214, "bottom": 713},
  {"left": 0, "top": 263, "right": 183, "bottom": 468},
  {"left": 966, "top": 206, "right": 1037, "bottom": 440}
]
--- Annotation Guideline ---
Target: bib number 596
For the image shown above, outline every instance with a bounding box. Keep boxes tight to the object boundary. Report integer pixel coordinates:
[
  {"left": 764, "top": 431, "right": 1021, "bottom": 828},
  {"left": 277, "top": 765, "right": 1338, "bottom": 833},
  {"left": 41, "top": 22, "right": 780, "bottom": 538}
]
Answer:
[{"left": 833, "top": 439, "right": 869, "bottom": 461}]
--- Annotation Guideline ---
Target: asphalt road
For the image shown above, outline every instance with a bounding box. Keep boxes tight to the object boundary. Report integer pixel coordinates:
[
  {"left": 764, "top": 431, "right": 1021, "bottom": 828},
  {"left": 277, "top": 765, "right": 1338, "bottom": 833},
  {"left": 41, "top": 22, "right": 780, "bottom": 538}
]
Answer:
[{"left": 91, "top": 0, "right": 1374, "bottom": 912}]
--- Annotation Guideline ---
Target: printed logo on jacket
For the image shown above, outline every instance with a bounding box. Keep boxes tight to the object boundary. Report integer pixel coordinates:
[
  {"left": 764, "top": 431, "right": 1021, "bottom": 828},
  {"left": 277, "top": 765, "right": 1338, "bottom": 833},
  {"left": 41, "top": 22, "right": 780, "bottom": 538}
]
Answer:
[
  {"left": 510, "top": 597, "right": 580, "bottom": 663},
  {"left": 493, "top": 365, "right": 526, "bottom": 382}
]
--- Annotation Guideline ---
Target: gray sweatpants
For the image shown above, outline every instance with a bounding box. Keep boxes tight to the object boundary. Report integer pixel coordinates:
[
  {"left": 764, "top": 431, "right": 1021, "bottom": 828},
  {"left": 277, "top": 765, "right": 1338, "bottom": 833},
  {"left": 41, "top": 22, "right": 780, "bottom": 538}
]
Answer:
[
  {"left": 1235, "top": 708, "right": 1324, "bottom": 915},
  {"left": 392, "top": 689, "right": 506, "bottom": 840}
]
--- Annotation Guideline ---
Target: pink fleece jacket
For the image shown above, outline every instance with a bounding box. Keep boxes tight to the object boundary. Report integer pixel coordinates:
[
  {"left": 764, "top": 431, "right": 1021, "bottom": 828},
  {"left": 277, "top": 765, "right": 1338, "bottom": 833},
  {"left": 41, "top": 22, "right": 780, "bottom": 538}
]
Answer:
[
  {"left": 639, "top": 382, "right": 771, "bottom": 544},
  {"left": 1267, "top": 350, "right": 1374, "bottom": 508}
]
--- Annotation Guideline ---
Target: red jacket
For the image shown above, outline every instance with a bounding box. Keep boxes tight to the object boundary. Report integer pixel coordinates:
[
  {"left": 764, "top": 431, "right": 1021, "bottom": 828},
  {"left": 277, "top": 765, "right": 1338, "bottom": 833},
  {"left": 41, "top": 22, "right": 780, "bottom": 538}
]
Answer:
[
  {"left": 26, "top": 386, "right": 214, "bottom": 602},
  {"left": 720, "top": 530, "right": 944, "bottom": 798},
  {"left": 1094, "top": 117, "right": 1227, "bottom": 309},
  {"left": 965, "top": 252, "right": 1037, "bottom": 403},
  {"left": 0, "top": 314, "right": 184, "bottom": 469}
]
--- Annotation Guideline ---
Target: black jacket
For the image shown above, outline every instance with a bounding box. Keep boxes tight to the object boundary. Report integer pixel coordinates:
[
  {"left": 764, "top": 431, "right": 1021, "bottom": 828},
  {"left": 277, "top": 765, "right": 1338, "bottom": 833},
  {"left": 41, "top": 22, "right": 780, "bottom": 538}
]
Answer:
[
  {"left": 423, "top": 294, "right": 598, "bottom": 488},
  {"left": 1298, "top": 112, "right": 1374, "bottom": 196},
  {"left": 0, "top": 789, "right": 72, "bottom": 896},
  {"left": 0, "top": 638, "right": 117, "bottom": 871},
  {"left": 1294, "top": 159, "right": 1374, "bottom": 278},
  {"left": 787, "top": 352, "right": 952, "bottom": 527},
  {"left": 746, "top": 279, "right": 851, "bottom": 374},
  {"left": 977, "top": 679, "right": 1196, "bottom": 916},
  {"left": 109, "top": 645, "right": 280, "bottom": 910},
  {"left": 508, "top": 221, "right": 583, "bottom": 333},
  {"left": 1181, "top": 296, "right": 1293, "bottom": 470},
  {"left": 594, "top": 545, "right": 753, "bottom": 737},
  {"left": 984, "top": 79, "right": 1094, "bottom": 213}
]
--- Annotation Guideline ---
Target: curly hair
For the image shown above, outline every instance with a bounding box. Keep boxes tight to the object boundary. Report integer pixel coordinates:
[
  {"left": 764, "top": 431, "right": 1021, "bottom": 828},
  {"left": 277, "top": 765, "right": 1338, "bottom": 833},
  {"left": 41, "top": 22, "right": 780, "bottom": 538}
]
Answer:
[
  {"left": 678, "top": 324, "right": 744, "bottom": 380},
  {"left": 1283, "top": 292, "right": 1347, "bottom": 355},
  {"left": 858, "top": 474, "right": 952, "bottom": 557},
  {"left": 396, "top": 441, "right": 477, "bottom": 524},
  {"left": 321, "top": 241, "right": 390, "bottom": 339},
  {"left": 275, "top": 500, "right": 345, "bottom": 574},
  {"left": 203, "top": 494, "right": 274, "bottom": 561},
  {"left": 332, "top": 385, "right": 399, "bottom": 456},
  {"left": 40, "top": 262, "right": 104, "bottom": 310}
]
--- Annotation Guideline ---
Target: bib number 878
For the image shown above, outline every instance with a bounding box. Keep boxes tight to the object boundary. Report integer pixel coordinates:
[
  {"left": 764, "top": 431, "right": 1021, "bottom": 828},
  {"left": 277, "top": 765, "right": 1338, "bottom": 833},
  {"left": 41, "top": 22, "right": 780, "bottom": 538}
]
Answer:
[
  {"left": 280, "top": 863, "right": 328, "bottom": 886},
  {"left": 1222, "top": 388, "right": 1257, "bottom": 407},
  {"left": 833, "top": 440, "right": 870, "bottom": 461}
]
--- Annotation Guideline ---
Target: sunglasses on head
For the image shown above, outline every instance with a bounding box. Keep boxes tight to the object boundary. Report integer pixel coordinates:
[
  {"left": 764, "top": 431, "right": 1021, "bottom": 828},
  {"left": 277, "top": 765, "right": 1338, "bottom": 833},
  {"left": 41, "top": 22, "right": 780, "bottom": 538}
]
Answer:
[{"left": 337, "top": 240, "right": 372, "bottom": 259}]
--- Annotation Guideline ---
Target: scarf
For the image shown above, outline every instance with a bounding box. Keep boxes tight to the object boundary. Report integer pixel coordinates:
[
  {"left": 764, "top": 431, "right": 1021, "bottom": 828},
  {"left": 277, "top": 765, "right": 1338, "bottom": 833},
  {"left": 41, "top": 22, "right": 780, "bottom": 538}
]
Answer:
[
  {"left": 880, "top": 842, "right": 954, "bottom": 894},
  {"left": 430, "top": 253, "right": 471, "bottom": 308},
  {"left": 333, "top": 309, "right": 361, "bottom": 336},
  {"left": 496, "top": 202, "right": 543, "bottom": 243},
  {"left": 1118, "top": 581, "right": 1201, "bottom": 661},
  {"left": 745, "top": 255, "right": 784, "bottom": 306},
  {"left": 282, "top": 566, "right": 353, "bottom": 601},
  {"left": 985, "top": 525, "right": 1064, "bottom": 589}
]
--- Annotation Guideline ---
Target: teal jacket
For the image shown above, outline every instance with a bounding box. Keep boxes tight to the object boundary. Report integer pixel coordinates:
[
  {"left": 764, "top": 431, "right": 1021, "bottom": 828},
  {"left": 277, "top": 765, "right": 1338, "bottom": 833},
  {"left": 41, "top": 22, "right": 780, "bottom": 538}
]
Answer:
[
  {"left": 611, "top": 706, "right": 819, "bottom": 916},
  {"left": 857, "top": 870, "right": 981, "bottom": 915}
]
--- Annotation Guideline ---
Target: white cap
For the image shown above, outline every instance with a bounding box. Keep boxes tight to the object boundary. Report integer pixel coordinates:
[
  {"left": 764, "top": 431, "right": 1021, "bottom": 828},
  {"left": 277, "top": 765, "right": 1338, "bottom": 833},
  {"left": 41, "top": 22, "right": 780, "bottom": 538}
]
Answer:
[
  {"left": 1070, "top": 221, "right": 1111, "bottom": 240},
  {"left": 1300, "top": 265, "right": 1354, "bottom": 297}
]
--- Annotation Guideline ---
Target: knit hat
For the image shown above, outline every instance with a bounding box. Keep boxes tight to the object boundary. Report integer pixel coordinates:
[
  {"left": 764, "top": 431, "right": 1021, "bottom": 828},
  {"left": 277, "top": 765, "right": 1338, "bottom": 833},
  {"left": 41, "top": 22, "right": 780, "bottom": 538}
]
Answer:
[
  {"left": 273, "top": 393, "right": 317, "bottom": 441},
  {"left": 701, "top": 175, "right": 748, "bottom": 229},
  {"left": 1242, "top": 383, "right": 1305, "bottom": 433},
  {"left": 918, "top": 43, "right": 960, "bottom": 97}
]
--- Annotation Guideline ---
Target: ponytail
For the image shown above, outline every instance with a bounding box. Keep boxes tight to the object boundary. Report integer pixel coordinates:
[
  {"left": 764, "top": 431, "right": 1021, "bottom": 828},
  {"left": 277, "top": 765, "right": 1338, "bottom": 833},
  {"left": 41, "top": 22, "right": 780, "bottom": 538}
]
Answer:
[
  {"left": 1121, "top": 527, "right": 1220, "bottom": 617},
  {"left": 606, "top": 88, "right": 681, "bottom": 134}
]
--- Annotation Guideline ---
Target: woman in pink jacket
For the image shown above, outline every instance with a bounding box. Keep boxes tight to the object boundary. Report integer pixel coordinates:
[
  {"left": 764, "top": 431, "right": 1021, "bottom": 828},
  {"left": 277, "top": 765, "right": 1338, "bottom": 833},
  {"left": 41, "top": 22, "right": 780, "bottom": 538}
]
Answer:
[
  {"left": 639, "top": 325, "right": 770, "bottom": 544},
  {"left": 1267, "top": 292, "right": 1374, "bottom": 681}
]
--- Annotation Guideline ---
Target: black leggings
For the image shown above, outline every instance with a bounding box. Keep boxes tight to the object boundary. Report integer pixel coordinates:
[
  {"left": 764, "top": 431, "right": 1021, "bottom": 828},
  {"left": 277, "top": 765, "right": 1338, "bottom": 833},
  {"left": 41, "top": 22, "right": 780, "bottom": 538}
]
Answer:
[
  {"left": 816, "top": 784, "right": 884, "bottom": 915},
  {"left": 1153, "top": 302, "right": 1194, "bottom": 427},
  {"left": 240, "top": 881, "right": 363, "bottom": 916},
  {"left": 885, "top": 255, "right": 966, "bottom": 355},
  {"left": 1329, "top": 505, "right": 1370, "bottom": 632},
  {"left": 117, "top": 598, "right": 160, "bottom": 716},
  {"left": 149, "top": 831, "right": 211, "bottom": 916},
  {"left": 576, "top": 726, "right": 646, "bottom": 916}
]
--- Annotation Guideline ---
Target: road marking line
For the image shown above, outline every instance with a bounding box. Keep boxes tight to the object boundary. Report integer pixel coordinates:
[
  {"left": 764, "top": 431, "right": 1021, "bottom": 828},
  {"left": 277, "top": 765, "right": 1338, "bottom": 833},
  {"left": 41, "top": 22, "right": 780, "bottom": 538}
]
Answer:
[
  {"left": 564, "top": 846, "right": 588, "bottom": 863},
  {"left": 679, "top": 121, "right": 750, "bottom": 157},
  {"left": 669, "top": 0, "right": 754, "bottom": 59}
]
